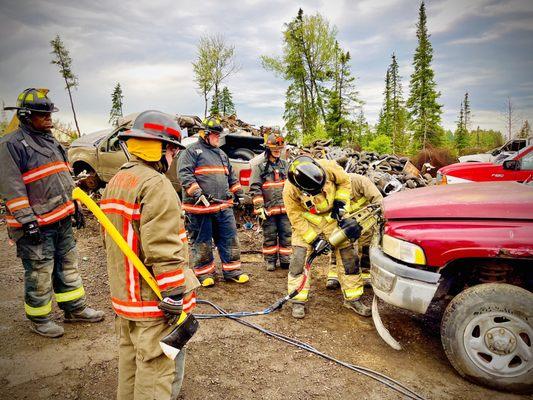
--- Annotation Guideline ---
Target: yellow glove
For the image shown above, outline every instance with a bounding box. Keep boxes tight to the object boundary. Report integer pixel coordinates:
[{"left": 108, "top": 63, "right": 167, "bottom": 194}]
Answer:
[{"left": 256, "top": 207, "right": 269, "bottom": 221}]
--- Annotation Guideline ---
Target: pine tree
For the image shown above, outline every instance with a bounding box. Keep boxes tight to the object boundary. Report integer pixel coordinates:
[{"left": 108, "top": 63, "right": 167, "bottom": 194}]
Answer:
[
  {"left": 454, "top": 101, "right": 468, "bottom": 152},
  {"left": 463, "top": 91, "right": 471, "bottom": 131},
  {"left": 220, "top": 87, "right": 236, "bottom": 116},
  {"left": 406, "top": 2, "right": 443, "bottom": 152},
  {"left": 50, "top": 35, "right": 81, "bottom": 138},
  {"left": 325, "top": 43, "right": 361, "bottom": 145},
  {"left": 209, "top": 95, "right": 220, "bottom": 117},
  {"left": 376, "top": 67, "right": 392, "bottom": 138},
  {"left": 109, "top": 83, "right": 124, "bottom": 126},
  {"left": 389, "top": 53, "right": 409, "bottom": 153}
]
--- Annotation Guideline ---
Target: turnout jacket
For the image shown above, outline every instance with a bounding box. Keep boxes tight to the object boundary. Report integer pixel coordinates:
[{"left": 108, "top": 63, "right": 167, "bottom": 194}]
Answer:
[
  {"left": 249, "top": 153, "right": 288, "bottom": 215},
  {"left": 348, "top": 173, "right": 383, "bottom": 210},
  {"left": 283, "top": 159, "right": 351, "bottom": 244},
  {"left": 102, "top": 157, "right": 199, "bottom": 321},
  {"left": 0, "top": 123, "right": 75, "bottom": 240},
  {"left": 178, "top": 138, "right": 243, "bottom": 214}
]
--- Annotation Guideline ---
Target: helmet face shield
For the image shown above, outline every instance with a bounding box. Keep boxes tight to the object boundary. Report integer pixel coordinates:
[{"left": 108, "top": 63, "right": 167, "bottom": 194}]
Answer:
[{"left": 288, "top": 156, "right": 326, "bottom": 195}]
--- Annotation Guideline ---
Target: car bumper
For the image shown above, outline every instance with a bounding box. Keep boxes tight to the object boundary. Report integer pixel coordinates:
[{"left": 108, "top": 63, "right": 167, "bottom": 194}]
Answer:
[{"left": 370, "top": 246, "right": 441, "bottom": 314}]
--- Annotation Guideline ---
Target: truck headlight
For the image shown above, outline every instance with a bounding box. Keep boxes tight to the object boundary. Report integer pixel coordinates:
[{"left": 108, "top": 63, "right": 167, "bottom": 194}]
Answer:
[
  {"left": 382, "top": 234, "right": 426, "bottom": 265},
  {"left": 436, "top": 172, "right": 447, "bottom": 185}
]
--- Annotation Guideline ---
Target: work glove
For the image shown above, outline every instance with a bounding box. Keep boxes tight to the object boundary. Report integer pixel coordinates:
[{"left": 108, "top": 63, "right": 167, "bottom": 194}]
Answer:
[
  {"left": 331, "top": 199, "right": 347, "bottom": 222},
  {"left": 339, "top": 217, "right": 362, "bottom": 242},
  {"left": 311, "top": 235, "right": 331, "bottom": 256},
  {"left": 255, "top": 207, "right": 269, "bottom": 221},
  {"left": 72, "top": 201, "right": 86, "bottom": 229},
  {"left": 158, "top": 293, "right": 184, "bottom": 326},
  {"left": 22, "top": 221, "right": 42, "bottom": 245}
]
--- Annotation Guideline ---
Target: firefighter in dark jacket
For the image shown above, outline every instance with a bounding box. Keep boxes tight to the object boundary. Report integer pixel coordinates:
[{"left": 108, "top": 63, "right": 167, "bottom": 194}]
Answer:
[
  {"left": 249, "top": 131, "right": 292, "bottom": 271},
  {"left": 177, "top": 117, "right": 249, "bottom": 287},
  {"left": 0, "top": 88, "right": 104, "bottom": 338}
]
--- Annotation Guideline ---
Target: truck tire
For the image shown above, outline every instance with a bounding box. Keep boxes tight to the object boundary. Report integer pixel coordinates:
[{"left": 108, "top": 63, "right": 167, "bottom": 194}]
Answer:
[
  {"left": 441, "top": 283, "right": 533, "bottom": 393},
  {"left": 228, "top": 148, "right": 256, "bottom": 161}
]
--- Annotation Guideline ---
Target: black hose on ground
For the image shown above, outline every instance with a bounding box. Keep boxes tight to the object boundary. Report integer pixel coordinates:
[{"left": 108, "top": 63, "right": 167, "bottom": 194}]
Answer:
[{"left": 195, "top": 299, "right": 426, "bottom": 400}]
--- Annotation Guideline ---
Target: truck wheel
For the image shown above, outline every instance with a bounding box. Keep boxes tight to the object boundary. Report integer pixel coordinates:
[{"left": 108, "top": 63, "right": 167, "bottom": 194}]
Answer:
[
  {"left": 441, "top": 283, "right": 533, "bottom": 393},
  {"left": 229, "top": 148, "right": 256, "bottom": 161}
]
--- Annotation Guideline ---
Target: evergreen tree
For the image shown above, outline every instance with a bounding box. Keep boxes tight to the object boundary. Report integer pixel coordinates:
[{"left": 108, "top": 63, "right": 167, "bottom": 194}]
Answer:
[
  {"left": 406, "top": 2, "right": 443, "bottom": 152},
  {"left": 325, "top": 43, "right": 361, "bottom": 145},
  {"left": 454, "top": 101, "right": 468, "bottom": 152},
  {"left": 463, "top": 91, "right": 471, "bottom": 131},
  {"left": 351, "top": 108, "right": 371, "bottom": 148},
  {"left": 389, "top": 53, "right": 409, "bottom": 153},
  {"left": 109, "top": 83, "right": 124, "bottom": 126},
  {"left": 376, "top": 67, "right": 392, "bottom": 138},
  {"left": 220, "top": 87, "right": 236, "bottom": 116},
  {"left": 209, "top": 94, "right": 220, "bottom": 117},
  {"left": 517, "top": 120, "right": 531, "bottom": 139},
  {"left": 50, "top": 35, "right": 81, "bottom": 138}
]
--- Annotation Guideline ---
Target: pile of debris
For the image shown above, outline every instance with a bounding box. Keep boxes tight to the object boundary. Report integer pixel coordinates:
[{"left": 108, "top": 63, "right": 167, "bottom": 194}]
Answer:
[
  {"left": 177, "top": 114, "right": 262, "bottom": 137},
  {"left": 288, "top": 139, "right": 435, "bottom": 196}
]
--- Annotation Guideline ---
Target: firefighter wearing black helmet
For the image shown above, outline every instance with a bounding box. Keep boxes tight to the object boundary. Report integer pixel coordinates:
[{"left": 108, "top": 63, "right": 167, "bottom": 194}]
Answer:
[
  {"left": 249, "top": 130, "right": 292, "bottom": 271},
  {"left": 283, "top": 156, "right": 371, "bottom": 319},
  {"left": 0, "top": 88, "right": 104, "bottom": 338},
  {"left": 101, "top": 110, "right": 200, "bottom": 399}
]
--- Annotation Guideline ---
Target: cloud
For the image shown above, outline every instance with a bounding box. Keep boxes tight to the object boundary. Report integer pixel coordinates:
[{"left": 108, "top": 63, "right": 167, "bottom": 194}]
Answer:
[{"left": 448, "top": 18, "right": 533, "bottom": 44}]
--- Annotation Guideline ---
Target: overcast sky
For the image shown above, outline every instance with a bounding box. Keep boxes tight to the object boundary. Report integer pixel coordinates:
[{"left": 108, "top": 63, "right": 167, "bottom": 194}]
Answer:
[{"left": 1, "top": 0, "right": 532, "bottom": 137}]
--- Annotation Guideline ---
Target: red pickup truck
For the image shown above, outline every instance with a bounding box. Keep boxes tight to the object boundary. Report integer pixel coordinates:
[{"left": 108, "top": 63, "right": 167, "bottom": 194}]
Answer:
[
  {"left": 370, "top": 181, "right": 533, "bottom": 392},
  {"left": 437, "top": 145, "right": 533, "bottom": 184}
]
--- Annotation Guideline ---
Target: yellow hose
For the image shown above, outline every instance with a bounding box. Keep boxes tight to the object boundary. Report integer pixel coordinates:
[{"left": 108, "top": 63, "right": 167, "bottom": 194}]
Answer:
[{"left": 72, "top": 187, "right": 187, "bottom": 325}]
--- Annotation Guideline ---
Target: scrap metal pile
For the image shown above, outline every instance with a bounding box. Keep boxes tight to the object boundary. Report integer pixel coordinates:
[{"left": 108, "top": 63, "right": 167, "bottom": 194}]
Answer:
[{"left": 288, "top": 139, "right": 435, "bottom": 196}]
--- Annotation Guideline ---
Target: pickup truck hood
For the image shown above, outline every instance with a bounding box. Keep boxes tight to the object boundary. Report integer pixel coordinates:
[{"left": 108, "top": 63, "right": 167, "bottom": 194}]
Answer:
[
  {"left": 439, "top": 161, "right": 495, "bottom": 175},
  {"left": 70, "top": 129, "right": 113, "bottom": 147},
  {"left": 384, "top": 182, "right": 533, "bottom": 220}
]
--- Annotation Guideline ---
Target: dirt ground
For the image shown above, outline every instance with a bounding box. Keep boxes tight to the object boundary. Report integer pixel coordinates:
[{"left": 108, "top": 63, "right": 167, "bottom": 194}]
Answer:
[{"left": 0, "top": 216, "right": 527, "bottom": 400}]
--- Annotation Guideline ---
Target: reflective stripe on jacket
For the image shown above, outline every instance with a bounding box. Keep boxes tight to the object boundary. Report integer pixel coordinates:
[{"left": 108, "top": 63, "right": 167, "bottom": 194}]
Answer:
[
  {"left": 283, "top": 159, "right": 351, "bottom": 244},
  {"left": 178, "top": 138, "right": 243, "bottom": 214},
  {"left": 102, "top": 157, "right": 199, "bottom": 321},
  {"left": 249, "top": 153, "right": 288, "bottom": 215},
  {"left": 0, "top": 124, "right": 75, "bottom": 240}
]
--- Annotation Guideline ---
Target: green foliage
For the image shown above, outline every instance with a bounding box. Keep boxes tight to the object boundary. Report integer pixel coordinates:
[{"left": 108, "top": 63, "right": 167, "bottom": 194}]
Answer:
[
  {"left": 109, "top": 83, "right": 124, "bottom": 126},
  {"left": 302, "top": 121, "right": 328, "bottom": 146},
  {"left": 262, "top": 9, "right": 338, "bottom": 137},
  {"left": 406, "top": 2, "right": 443, "bottom": 152},
  {"left": 325, "top": 44, "right": 361, "bottom": 145},
  {"left": 210, "top": 86, "right": 236, "bottom": 117},
  {"left": 50, "top": 34, "right": 81, "bottom": 138},
  {"left": 365, "top": 134, "right": 392, "bottom": 155},
  {"left": 464, "top": 127, "right": 504, "bottom": 153},
  {"left": 193, "top": 34, "right": 237, "bottom": 118},
  {"left": 454, "top": 101, "right": 469, "bottom": 153}
]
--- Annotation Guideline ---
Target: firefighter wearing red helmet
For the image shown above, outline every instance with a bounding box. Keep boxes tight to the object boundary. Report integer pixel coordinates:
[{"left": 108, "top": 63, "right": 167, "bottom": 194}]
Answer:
[
  {"left": 0, "top": 88, "right": 104, "bottom": 338},
  {"left": 102, "top": 110, "right": 200, "bottom": 399},
  {"left": 249, "top": 129, "right": 292, "bottom": 271}
]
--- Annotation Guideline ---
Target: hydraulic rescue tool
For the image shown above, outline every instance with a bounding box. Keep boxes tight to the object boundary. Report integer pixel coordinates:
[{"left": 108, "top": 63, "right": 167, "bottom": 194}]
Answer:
[
  {"left": 72, "top": 187, "right": 198, "bottom": 360},
  {"left": 195, "top": 203, "right": 382, "bottom": 319}
]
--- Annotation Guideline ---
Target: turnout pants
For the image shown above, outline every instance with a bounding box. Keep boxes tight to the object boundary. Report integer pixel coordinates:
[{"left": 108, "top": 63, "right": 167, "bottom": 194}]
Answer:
[
  {"left": 262, "top": 214, "right": 292, "bottom": 266},
  {"left": 186, "top": 208, "right": 243, "bottom": 282},
  {"left": 115, "top": 316, "right": 186, "bottom": 400},
  {"left": 16, "top": 218, "right": 86, "bottom": 323}
]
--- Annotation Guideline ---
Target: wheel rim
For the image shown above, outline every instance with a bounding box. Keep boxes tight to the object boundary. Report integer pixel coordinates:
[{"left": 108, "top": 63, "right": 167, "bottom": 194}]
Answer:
[{"left": 463, "top": 311, "right": 532, "bottom": 378}]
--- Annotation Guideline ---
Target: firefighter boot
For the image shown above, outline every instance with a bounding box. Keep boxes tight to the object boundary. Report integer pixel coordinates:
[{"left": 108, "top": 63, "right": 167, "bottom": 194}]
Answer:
[
  {"left": 30, "top": 320, "right": 64, "bottom": 338},
  {"left": 64, "top": 307, "right": 105, "bottom": 323},
  {"left": 326, "top": 278, "right": 340, "bottom": 290},
  {"left": 266, "top": 262, "right": 276, "bottom": 272},
  {"left": 280, "top": 262, "right": 290, "bottom": 270},
  {"left": 291, "top": 303, "right": 305, "bottom": 319},
  {"left": 228, "top": 273, "right": 250, "bottom": 284},
  {"left": 201, "top": 277, "right": 215, "bottom": 287},
  {"left": 343, "top": 299, "right": 371, "bottom": 317}
]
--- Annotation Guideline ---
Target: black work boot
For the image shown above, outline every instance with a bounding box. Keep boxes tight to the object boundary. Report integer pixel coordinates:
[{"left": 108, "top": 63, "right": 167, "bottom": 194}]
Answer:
[
  {"left": 326, "top": 278, "right": 340, "bottom": 290},
  {"left": 64, "top": 307, "right": 105, "bottom": 323},
  {"left": 30, "top": 320, "right": 64, "bottom": 338},
  {"left": 343, "top": 299, "right": 371, "bottom": 317},
  {"left": 280, "top": 262, "right": 290, "bottom": 270}
]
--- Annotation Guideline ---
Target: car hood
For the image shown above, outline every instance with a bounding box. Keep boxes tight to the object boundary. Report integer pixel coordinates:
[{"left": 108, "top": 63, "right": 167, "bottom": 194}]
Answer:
[
  {"left": 70, "top": 129, "right": 113, "bottom": 147},
  {"left": 439, "top": 161, "right": 495, "bottom": 175},
  {"left": 384, "top": 182, "right": 533, "bottom": 220}
]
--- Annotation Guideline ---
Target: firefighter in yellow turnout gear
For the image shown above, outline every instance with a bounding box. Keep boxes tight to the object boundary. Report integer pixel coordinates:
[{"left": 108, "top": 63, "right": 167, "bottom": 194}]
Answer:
[
  {"left": 326, "top": 173, "right": 383, "bottom": 290},
  {"left": 283, "top": 156, "right": 371, "bottom": 318}
]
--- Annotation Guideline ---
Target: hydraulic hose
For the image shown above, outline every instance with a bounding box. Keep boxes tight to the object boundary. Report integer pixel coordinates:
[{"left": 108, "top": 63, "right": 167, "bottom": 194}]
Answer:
[{"left": 197, "top": 299, "right": 426, "bottom": 400}]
